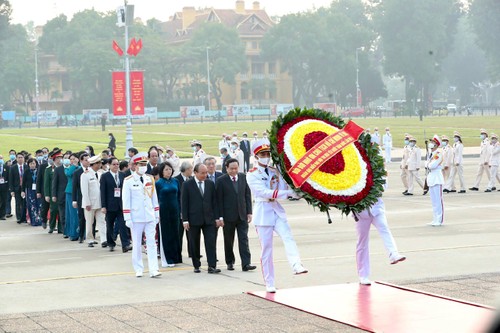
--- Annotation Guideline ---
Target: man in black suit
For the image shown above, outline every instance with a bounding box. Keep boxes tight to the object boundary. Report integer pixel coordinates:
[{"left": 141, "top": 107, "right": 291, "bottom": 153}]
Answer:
[
  {"left": 100, "top": 157, "right": 131, "bottom": 252},
  {"left": 9, "top": 153, "right": 27, "bottom": 223},
  {"left": 204, "top": 156, "right": 222, "bottom": 183},
  {"left": 0, "top": 155, "right": 10, "bottom": 220},
  {"left": 181, "top": 163, "right": 222, "bottom": 274},
  {"left": 175, "top": 161, "right": 193, "bottom": 257},
  {"left": 219, "top": 147, "right": 231, "bottom": 174},
  {"left": 52, "top": 152, "right": 68, "bottom": 235},
  {"left": 216, "top": 158, "right": 256, "bottom": 272},
  {"left": 72, "top": 152, "right": 89, "bottom": 242},
  {"left": 239, "top": 132, "right": 252, "bottom": 173}
]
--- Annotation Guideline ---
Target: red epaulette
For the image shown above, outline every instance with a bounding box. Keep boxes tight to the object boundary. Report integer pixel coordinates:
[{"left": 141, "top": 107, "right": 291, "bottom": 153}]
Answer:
[{"left": 248, "top": 167, "right": 257, "bottom": 173}]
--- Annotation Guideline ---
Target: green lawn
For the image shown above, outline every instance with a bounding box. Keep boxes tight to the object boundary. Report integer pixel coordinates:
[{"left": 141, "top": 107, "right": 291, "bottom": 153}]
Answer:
[{"left": 0, "top": 115, "right": 498, "bottom": 159}]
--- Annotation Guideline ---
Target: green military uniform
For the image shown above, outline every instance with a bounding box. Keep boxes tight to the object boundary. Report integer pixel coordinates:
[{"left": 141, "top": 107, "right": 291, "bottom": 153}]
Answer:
[{"left": 44, "top": 165, "right": 60, "bottom": 232}]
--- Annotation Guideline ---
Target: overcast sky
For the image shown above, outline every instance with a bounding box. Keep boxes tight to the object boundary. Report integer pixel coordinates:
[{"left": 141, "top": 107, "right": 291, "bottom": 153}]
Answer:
[{"left": 9, "top": 0, "right": 334, "bottom": 26}]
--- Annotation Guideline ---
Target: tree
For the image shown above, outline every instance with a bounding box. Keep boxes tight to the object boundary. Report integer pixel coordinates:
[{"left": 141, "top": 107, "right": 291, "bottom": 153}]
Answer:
[
  {"left": 470, "top": 0, "right": 500, "bottom": 81},
  {"left": 185, "top": 23, "right": 247, "bottom": 110},
  {"left": 0, "top": 0, "right": 11, "bottom": 39},
  {"left": 372, "top": 0, "right": 460, "bottom": 114}
]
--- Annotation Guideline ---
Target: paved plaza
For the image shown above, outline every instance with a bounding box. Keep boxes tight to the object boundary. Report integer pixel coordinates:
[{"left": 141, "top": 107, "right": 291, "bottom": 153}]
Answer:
[{"left": 1, "top": 150, "right": 499, "bottom": 332}]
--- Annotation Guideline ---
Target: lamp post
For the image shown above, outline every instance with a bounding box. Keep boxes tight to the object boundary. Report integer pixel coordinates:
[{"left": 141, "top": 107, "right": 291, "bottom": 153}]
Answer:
[
  {"left": 355, "top": 47, "right": 362, "bottom": 109},
  {"left": 34, "top": 43, "right": 40, "bottom": 115},
  {"left": 206, "top": 46, "right": 211, "bottom": 112}
]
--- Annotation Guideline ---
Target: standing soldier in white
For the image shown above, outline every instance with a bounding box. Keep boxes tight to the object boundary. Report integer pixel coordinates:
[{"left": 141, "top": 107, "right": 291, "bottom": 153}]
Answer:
[
  {"left": 122, "top": 153, "right": 161, "bottom": 278},
  {"left": 246, "top": 139, "right": 307, "bottom": 293},
  {"left": 229, "top": 138, "right": 245, "bottom": 173},
  {"left": 371, "top": 127, "right": 381, "bottom": 145},
  {"left": 441, "top": 136, "right": 453, "bottom": 183},
  {"left": 485, "top": 133, "right": 500, "bottom": 192},
  {"left": 425, "top": 135, "right": 445, "bottom": 226},
  {"left": 191, "top": 140, "right": 207, "bottom": 166},
  {"left": 401, "top": 134, "right": 411, "bottom": 195},
  {"left": 382, "top": 127, "right": 392, "bottom": 163},
  {"left": 469, "top": 129, "right": 491, "bottom": 191},
  {"left": 444, "top": 132, "right": 466, "bottom": 193},
  {"left": 404, "top": 137, "right": 425, "bottom": 195},
  {"left": 80, "top": 155, "right": 107, "bottom": 247}
]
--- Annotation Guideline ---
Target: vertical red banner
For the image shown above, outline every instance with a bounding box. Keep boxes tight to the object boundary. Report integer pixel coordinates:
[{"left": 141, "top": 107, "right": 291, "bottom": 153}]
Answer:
[
  {"left": 130, "top": 71, "right": 144, "bottom": 116},
  {"left": 112, "top": 71, "right": 126, "bottom": 116}
]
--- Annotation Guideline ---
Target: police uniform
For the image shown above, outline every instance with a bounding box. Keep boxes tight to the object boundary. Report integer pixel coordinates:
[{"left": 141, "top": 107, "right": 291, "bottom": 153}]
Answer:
[
  {"left": 470, "top": 129, "right": 491, "bottom": 190},
  {"left": 246, "top": 139, "right": 307, "bottom": 292},
  {"left": 425, "top": 135, "right": 445, "bottom": 226},
  {"left": 382, "top": 127, "right": 392, "bottom": 163},
  {"left": 122, "top": 152, "right": 160, "bottom": 278},
  {"left": 191, "top": 140, "right": 207, "bottom": 166},
  {"left": 486, "top": 133, "right": 500, "bottom": 191},
  {"left": 229, "top": 139, "right": 245, "bottom": 173},
  {"left": 441, "top": 136, "right": 453, "bottom": 182},
  {"left": 444, "top": 132, "right": 466, "bottom": 193},
  {"left": 405, "top": 137, "right": 424, "bottom": 195},
  {"left": 400, "top": 135, "right": 410, "bottom": 193}
]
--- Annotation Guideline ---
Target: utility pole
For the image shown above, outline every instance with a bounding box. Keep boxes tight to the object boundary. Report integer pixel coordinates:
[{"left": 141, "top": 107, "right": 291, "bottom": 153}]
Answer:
[{"left": 206, "top": 46, "right": 211, "bottom": 112}]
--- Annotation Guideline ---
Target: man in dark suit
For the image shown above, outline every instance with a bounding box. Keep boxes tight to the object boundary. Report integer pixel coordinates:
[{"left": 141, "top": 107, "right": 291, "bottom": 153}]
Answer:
[
  {"left": 181, "top": 163, "right": 222, "bottom": 274},
  {"left": 72, "top": 152, "right": 89, "bottom": 242},
  {"left": 216, "top": 158, "right": 256, "bottom": 272},
  {"left": 204, "top": 156, "right": 222, "bottom": 183},
  {"left": 36, "top": 154, "right": 50, "bottom": 229},
  {"left": 0, "top": 155, "right": 10, "bottom": 220},
  {"left": 239, "top": 132, "right": 252, "bottom": 172},
  {"left": 9, "top": 153, "right": 27, "bottom": 223},
  {"left": 175, "top": 161, "right": 193, "bottom": 258},
  {"left": 219, "top": 147, "right": 231, "bottom": 174},
  {"left": 100, "top": 157, "right": 131, "bottom": 252},
  {"left": 52, "top": 152, "right": 68, "bottom": 235}
]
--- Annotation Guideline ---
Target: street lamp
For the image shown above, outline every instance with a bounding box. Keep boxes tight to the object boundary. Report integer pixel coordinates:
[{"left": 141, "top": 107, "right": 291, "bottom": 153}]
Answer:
[
  {"left": 355, "top": 47, "right": 363, "bottom": 109},
  {"left": 206, "top": 46, "right": 211, "bottom": 112}
]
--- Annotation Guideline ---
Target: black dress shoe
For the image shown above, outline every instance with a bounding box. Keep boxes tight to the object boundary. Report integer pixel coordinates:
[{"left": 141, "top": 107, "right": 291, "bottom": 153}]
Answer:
[
  {"left": 194, "top": 268, "right": 201, "bottom": 273},
  {"left": 48, "top": 229, "right": 54, "bottom": 234},
  {"left": 101, "top": 242, "right": 108, "bottom": 248},
  {"left": 243, "top": 264, "right": 257, "bottom": 271},
  {"left": 79, "top": 237, "right": 84, "bottom": 243},
  {"left": 449, "top": 190, "right": 457, "bottom": 193},
  {"left": 63, "top": 235, "right": 69, "bottom": 239},
  {"left": 485, "top": 189, "right": 492, "bottom": 192},
  {"left": 458, "top": 190, "right": 466, "bottom": 193},
  {"left": 423, "top": 190, "right": 428, "bottom": 195},
  {"left": 109, "top": 246, "right": 115, "bottom": 252},
  {"left": 88, "top": 243, "right": 94, "bottom": 247},
  {"left": 207, "top": 267, "right": 221, "bottom": 274},
  {"left": 6, "top": 214, "right": 13, "bottom": 218},
  {"left": 402, "top": 190, "right": 408, "bottom": 194},
  {"left": 122, "top": 245, "right": 133, "bottom": 253},
  {"left": 0, "top": 217, "right": 6, "bottom": 220},
  {"left": 227, "top": 264, "right": 234, "bottom": 271},
  {"left": 443, "top": 189, "right": 450, "bottom": 193},
  {"left": 404, "top": 192, "right": 413, "bottom": 196},
  {"left": 492, "top": 187, "right": 497, "bottom": 191},
  {"left": 469, "top": 187, "right": 479, "bottom": 191},
  {"left": 70, "top": 238, "right": 78, "bottom": 241}
]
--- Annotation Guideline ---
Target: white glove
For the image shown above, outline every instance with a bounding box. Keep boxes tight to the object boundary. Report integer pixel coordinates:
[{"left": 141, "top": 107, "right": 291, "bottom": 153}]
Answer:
[{"left": 125, "top": 220, "right": 133, "bottom": 228}]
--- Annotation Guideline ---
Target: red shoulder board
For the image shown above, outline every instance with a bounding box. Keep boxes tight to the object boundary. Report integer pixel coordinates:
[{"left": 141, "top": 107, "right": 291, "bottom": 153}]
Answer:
[{"left": 248, "top": 167, "right": 257, "bottom": 173}]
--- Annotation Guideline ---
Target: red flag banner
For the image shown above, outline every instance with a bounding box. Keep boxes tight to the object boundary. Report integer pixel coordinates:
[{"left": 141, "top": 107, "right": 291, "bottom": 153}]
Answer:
[
  {"left": 130, "top": 71, "right": 144, "bottom": 116},
  {"left": 112, "top": 40, "right": 124, "bottom": 56},
  {"left": 288, "top": 120, "right": 365, "bottom": 187},
  {"left": 134, "top": 38, "right": 142, "bottom": 56},
  {"left": 112, "top": 71, "right": 126, "bottom": 116},
  {"left": 127, "top": 38, "right": 136, "bottom": 56}
]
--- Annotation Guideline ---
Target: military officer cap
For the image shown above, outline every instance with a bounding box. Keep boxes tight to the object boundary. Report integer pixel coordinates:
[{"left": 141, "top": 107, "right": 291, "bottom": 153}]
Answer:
[
  {"left": 50, "top": 148, "right": 63, "bottom": 159},
  {"left": 252, "top": 138, "right": 271, "bottom": 156},
  {"left": 253, "top": 131, "right": 258, "bottom": 135},
  {"left": 491, "top": 133, "right": 498, "bottom": 140},
  {"left": 385, "top": 127, "right": 390, "bottom": 131},
  {"left": 88, "top": 155, "right": 102, "bottom": 165},
  {"left": 441, "top": 135, "right": 449, "bottom": 141},
  {"left": 165, "top": 146, "right": 174, "bottom": 153},
  {"left": 232, "top": 131, "right": 238, "bottom": 136},
  {"left": 131, "top": 152, "right": 148, "bottom": 164},
  {"left": 480, "top": 128, "right": 488, "bottom": 135},
  {"left": 242, "top": 132, "right": 248, "bottom": 137},
  {"left": 430, "top": 134, "right": 441, "bottom": 147},
  {"left": 408, "top": 136, "right": 417, "bottom": 142},
  {"left": 453, "top": 131, "right": 461, "bottom": 138},
  {"left": 190, "top": 140, "right": 202, "bottom": 147},
  {"left": 230, "top": 138, "right": 240, "bottom": 145}
]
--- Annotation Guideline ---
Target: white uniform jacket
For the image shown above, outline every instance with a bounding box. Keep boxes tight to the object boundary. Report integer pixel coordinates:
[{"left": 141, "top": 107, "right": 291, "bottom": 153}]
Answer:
[
  {"left": 165, "top": 154, "right": 181, "bottom": 176},
  {"left": 452, "top": 142, "right": 464, "bottom": 165},
  {"left": 479, "top": 139, "right": 491, "bottom": 164},
  {"left": 383, "top": 133, "right": 392, "bottom": 149},
  {"left": 401, "top": 145, "right": 410, "bottom": 168},
  {"left": 193, "top": 149, "right": 207, "bottom": 166},
  {"left": 406, "top": 146, "right": 422, "bottom": 171},
  {"left": 425, "top": 150, "right": 444, "bottom": 186},
  {"left": 489, "top": 143, "right": 500, "bottom": 167},
  {"left": 442, "top": 145, "right": 453, "bottom": 169},
  {"left": 246, "top": 165, "right": 292, "bottom": 226},
  {"left": 80, "top": 169, "right": 102, "bottom": 209},
  {"left": 122, "top": 172, "right": 159, "bottom": 223},
  {"left": 230, "top": 149, "right": 245, "bottom": 173}
]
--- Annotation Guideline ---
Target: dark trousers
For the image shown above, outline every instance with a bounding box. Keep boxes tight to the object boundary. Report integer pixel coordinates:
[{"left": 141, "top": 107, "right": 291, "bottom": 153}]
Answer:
[
  {"left": 0, "top": 190, "right": 7, "bottom": 218},
  {"left": 106, "top": 210, "right": 130, "bottom": 248},
  {"left": 6, "top": 194, "right": 11, "bottom": 215},
  {"left": 188, "top": 223, "right": 217, "bottom": 268},
  {"left": 243, "top": 153, "right": 250, "bottom": 172},
  {"left": 39, "top": 197, "right": 50, "bottom": 224},
  {"left": 78, "top": 207, "right": 85, "bottom": 240},
  {"left": 14, "top": 190, "right": 26, "bottom": 222},
  {"left": 57, "top": 200, "right": 66, "bottom": 234},
  {"left": 179, "top": 219, "right": 193, "bottom": 257},
  {"left": 48, "top": 202, "right": 60, "bottom": 231},
  {"left": 223, "top": 219, "right": 251, "bottom": 267}
]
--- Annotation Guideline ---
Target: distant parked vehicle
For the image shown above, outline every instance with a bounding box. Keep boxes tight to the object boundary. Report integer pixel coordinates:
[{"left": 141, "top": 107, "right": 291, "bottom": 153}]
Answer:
[
  {"left": 341, "top": 107, "right": 365, "bottom": 117},
  {"left": 446, "top": 104, "right": 457, "bottom": 114}
]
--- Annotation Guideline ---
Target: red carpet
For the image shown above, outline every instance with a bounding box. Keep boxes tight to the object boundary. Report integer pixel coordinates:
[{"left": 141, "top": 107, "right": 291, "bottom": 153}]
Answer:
[{"left": 248, "top": 281, "right": 495, "bottom": 333}]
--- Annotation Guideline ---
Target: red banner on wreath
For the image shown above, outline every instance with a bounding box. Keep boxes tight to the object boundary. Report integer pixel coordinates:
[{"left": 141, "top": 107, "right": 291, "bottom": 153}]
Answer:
[
  {"left": 112, "top": 71, "right": 126, "bottom": 116},
  {"left": 130, "top": 71, "right": 144, "bottom": 116},
  {"left": 288, "top": 120, "right": 365, "bottom": 187}
]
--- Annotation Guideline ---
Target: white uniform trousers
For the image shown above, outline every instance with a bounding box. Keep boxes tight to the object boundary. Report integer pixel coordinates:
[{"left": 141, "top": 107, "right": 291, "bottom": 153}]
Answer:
[
  {"left": 487, "top": 165, "right": 500, "bottom": 189},
  {"left": 429, "top": 184, "right": 444, "bottom": 225},
  {"left": 355, "top": 212, "right": 399, "bottom": 279},
  {"left": 255, "top": 216, "right": 301, "bottom": 288},
  {"left": 400, "top": 168, "right": 408, "bottom": 191},
  {"left": 131, "top": 221, "right": 159, "bottom": 274},
  {"left": 442, "top": 167, "right": 451, "bottom": 183},
  {"left": 84, "top": 208, "right": 106, "bottom": 244},
  {"left": 446, "top": 164, "right": 466, "bottom": 191},
  {"left": 407, "top": 170, "right": 424, "bottom": 194},
  {"left": 384, "top": 146, "right": 391, "bottom": 163},
  {"left": 472, "top": 164, "right": 490, "bottom": 188}
]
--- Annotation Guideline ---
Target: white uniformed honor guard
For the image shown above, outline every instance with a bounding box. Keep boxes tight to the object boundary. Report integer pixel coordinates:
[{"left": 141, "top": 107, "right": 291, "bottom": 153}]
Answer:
[
  {"left": 80, "top": 155, "right": 107, "bottom": 247},
  {"left": 246, "top": 139, "right": 307, "bottom": 293},
  {"left": 122, "top": 152, "right": 161, "bottom": 278},
  {"left": 425, "top": 135, "right": 445, "bottom": 226}
]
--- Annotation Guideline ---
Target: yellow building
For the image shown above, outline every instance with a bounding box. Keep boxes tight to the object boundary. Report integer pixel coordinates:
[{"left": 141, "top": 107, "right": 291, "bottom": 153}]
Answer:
[{"left": 160, "top": 1, "right": 293, "bottom": 108}]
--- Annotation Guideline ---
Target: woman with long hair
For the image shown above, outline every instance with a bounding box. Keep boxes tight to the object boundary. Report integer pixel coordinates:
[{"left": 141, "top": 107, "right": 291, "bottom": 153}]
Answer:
[{"left": 21, "top": 158, "right": 43, "bottom": 226}]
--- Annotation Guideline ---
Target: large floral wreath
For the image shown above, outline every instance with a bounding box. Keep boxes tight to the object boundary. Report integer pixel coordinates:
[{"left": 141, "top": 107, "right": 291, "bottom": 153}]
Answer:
[{"left": 269, "top": 107, "right": 386, "bottom": 218}]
